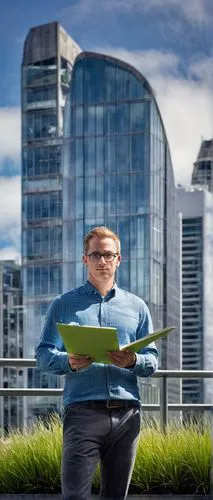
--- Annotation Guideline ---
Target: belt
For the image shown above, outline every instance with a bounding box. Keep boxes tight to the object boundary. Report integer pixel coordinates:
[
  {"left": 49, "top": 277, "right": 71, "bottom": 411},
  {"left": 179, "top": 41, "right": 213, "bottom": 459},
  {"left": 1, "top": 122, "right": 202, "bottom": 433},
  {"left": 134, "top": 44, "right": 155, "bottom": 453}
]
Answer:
[{"left": 70, "top": 400, "right": 140, "bottom": 410}]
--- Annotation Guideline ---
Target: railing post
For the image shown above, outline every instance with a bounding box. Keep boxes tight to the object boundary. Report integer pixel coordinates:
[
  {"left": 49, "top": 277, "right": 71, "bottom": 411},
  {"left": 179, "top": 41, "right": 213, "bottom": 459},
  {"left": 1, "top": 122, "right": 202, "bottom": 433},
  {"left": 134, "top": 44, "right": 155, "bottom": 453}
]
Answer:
[
  {"left": 160, "top": 375, "right": 168, "bottom": 431},
  {"left": 211, "top": 410, "right": 213, "bottom": 498}
]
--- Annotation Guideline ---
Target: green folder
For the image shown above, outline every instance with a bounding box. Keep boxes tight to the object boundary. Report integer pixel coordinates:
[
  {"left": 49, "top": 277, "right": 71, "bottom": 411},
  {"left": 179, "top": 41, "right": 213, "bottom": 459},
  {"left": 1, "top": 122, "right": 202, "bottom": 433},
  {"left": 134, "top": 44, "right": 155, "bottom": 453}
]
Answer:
[{"left": 56, "top": 323, "right": 176, "bottom": 364}]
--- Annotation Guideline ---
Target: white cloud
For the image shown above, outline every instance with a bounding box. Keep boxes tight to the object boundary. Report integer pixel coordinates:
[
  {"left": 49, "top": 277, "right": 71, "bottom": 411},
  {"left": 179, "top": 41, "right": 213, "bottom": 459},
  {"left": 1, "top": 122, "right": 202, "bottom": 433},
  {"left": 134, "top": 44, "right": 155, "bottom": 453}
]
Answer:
[
  {"left": 140, "top": 0, "right": 211, "bottom": 24},
  {"left": 92, "top": 47, "right": 213, "bottom": 185},
  {"left": 156, "top": 77, "right": 213, "bottom": 185},
  {"left": 189, "top": 57, "right": 213, "bottom": 86},
  {"left": 60, "top": 0, "right": 212, "bottom": 25},
  {"left": 0, "top": 107, "right": 21, "bottom": 171},
  {"left": 0, "top": 247, "right": 21, "bottom": 264},
  {"left": 0, "top": 176, "right": 21, "bottom": 260}
]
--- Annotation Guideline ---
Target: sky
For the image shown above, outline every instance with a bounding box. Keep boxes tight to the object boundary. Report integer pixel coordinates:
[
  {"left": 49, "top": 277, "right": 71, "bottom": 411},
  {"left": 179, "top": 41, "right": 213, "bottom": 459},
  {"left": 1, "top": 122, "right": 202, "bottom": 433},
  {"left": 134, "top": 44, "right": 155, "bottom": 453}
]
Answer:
[{"left": 0, "top": 0, "right": 213, "bottom": 262}]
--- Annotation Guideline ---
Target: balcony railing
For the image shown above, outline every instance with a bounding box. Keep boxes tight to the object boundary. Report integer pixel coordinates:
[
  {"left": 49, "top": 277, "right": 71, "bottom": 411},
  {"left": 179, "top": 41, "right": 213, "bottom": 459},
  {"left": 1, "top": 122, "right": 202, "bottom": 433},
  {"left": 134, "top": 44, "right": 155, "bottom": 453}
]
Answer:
[{"left": 0, "top": 358, "right": 213, "bottom": 430}]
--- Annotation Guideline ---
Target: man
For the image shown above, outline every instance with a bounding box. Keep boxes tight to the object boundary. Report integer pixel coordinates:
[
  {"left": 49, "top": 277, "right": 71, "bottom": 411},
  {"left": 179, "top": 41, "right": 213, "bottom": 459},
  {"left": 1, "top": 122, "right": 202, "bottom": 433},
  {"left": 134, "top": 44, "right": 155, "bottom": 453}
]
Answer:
[{"left": 36, "top": 226, "right": 158, "bottom": 500}]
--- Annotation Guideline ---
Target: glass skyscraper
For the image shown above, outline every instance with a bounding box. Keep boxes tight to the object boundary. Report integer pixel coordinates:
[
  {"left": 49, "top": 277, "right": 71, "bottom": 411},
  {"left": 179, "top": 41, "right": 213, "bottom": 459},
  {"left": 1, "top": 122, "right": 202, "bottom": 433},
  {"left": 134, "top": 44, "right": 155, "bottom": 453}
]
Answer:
[
  {"left": 0, "top": 261, "right": 23, "bottom": 430},
  {"left": 63, "top": 52, "right": 181, "bottom": 404},
  {"left": 177, "top": 186, "right": 213, "bottom": 408},
  {"left": 191, "top": 139, "right": 213, "bottom": 192},
  {"left": 21, "top": 22, "right": 81, "bottom": 419}
]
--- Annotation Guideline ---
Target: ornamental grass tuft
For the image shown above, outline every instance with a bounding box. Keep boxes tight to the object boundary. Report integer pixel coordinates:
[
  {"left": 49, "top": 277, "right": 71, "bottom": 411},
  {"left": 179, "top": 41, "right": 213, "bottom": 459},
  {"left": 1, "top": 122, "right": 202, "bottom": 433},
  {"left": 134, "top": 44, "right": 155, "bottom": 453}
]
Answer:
[
  {"left": 131, "top": 418, "right": 211, "bottom": 494},
  {"left": 0, "top": 414, "right": 62, "bottom": 494},
  {"left": 0, "top": 414, "right": 211, "bottom": 494}
]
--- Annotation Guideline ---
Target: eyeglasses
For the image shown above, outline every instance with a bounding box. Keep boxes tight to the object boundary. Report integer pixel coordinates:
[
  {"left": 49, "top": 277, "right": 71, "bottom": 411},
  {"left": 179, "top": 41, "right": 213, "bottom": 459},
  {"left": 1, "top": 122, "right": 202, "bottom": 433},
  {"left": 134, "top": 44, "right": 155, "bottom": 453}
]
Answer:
[{"left": 87, "top": 252, "right": 119, "bottom": 262}]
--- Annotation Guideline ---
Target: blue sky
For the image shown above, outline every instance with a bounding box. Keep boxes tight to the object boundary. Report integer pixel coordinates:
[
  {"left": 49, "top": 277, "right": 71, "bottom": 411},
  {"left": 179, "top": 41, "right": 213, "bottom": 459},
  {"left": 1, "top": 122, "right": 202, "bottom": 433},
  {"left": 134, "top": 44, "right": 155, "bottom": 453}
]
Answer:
[{"left": 0, "top": 0, "right": 213, "bottom": 260}]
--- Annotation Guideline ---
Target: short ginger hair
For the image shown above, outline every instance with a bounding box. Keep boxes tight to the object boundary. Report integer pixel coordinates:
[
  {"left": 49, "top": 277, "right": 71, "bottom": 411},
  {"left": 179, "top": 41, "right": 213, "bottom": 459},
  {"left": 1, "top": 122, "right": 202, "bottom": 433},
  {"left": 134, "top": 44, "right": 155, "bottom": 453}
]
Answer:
[{"left": 83, "top": 226, "right": 121, "bottom": 255}]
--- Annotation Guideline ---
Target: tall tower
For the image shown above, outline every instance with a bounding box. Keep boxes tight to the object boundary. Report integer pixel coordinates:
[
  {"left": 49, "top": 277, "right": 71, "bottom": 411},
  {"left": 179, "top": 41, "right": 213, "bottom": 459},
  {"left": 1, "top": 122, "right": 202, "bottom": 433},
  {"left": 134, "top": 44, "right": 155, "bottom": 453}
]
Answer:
[
  {"left": 0, "top": 261, "right": 23, "bottom": 430},
  {"left": 63, "top": 52, "right": 181, "bottom": 405},
  {"left": 21, "top": 22, "right": 81, "bottom": 420},
  {"left": 191, "top": 139, "right": 213, "bottom": 192},
  {"left": 177, "top": 186, "right": 213, "bottom": 411}
]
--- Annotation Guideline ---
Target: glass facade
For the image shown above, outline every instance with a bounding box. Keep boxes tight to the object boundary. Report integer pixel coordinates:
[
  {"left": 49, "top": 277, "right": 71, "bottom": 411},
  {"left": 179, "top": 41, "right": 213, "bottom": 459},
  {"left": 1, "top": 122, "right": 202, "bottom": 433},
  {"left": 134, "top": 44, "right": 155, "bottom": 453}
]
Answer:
[
  {"left": 182, "top": 216, "right": 203, "bottom": 402},
  {"left": 0, "top": 262, "right": 23, "bottom": 431},
  {"left": 191, "top": 139, "right": 213, "bottom": 192},
  {"left": 177, "top": 186, "right": 213, "bottom": 409},
  {"left": 63, "top": 52, "right": 181, "bottom": 405},
  {"left": 21, "top": 22, "right": 81, "bottom": 420}
]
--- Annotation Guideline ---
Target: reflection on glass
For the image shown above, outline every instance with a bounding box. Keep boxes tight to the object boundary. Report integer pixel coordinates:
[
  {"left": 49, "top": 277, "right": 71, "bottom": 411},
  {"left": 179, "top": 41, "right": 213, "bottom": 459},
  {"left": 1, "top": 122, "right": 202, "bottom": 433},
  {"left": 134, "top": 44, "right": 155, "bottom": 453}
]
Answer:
[
  {"left": 117, "top": 103, "right": 129, "bottom": 133},
  {"left": 117, "top": 175, "right": 130, "bottom": 214},
  {"left": 106, "top": 137, "right": 116, "bottom": 174},
  {"left": 24, "top": 58, "right": 57, "bottom": 87},
  {"left": 96, "top": 137, "right": 104, "bottom": 175},
  {"left": 85, "top": 176, "right": 96, "bottom": 218},
  {"left": 25, "top": 112, "right": 57, "bottom": 139},
  {"left": 106, "top": 104, "right": 116, "bottom": 134},
  {"left": 24, "top": 192, "right": 62, "bottom": 220},
  {"left": 117, "top": 136, "right": 130, "bottom": 173},
  {"left": 85, "top": 138, "right": 96, "bottom": 175},
  {"left": 130, "top": 102, "right": 145, "bottom": 132},
  {"left": 75, "top": 138, "right": 83, "bottom": 176},
  {"left": 26, "top": 86, "right": 56, "bottom": 104}
]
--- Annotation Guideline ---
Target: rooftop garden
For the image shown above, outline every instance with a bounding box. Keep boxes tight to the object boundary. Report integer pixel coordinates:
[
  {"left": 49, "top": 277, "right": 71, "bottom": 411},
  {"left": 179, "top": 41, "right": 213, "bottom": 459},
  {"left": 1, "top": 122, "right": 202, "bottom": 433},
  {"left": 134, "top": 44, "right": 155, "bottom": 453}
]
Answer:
[{"left": 0, "top": 414, "right": 211, "bottom": 495}]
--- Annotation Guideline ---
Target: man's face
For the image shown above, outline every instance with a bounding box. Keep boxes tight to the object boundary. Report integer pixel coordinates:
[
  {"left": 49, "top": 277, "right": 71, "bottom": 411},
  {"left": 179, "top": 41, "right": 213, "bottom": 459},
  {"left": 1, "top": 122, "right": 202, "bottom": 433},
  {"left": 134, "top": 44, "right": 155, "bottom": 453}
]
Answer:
[{"left": 83, "top": 236, "right": 121, "bottom": 285}]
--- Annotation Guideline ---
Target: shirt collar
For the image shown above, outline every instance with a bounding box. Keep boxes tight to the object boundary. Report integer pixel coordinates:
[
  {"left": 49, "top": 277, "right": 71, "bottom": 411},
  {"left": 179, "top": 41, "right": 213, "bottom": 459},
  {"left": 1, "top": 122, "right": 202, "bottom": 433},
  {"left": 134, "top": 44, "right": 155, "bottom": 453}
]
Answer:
[{"left": 84, "top": 280, "right": 117, "bottom": 297}]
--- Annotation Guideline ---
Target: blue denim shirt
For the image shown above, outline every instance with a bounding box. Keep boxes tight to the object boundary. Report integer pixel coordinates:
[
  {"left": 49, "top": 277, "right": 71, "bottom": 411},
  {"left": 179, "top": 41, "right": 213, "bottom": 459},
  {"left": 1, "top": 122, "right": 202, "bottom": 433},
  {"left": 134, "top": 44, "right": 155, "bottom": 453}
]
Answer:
[{"left": 36, "top": 281, "right": 158, "bottom": 407}]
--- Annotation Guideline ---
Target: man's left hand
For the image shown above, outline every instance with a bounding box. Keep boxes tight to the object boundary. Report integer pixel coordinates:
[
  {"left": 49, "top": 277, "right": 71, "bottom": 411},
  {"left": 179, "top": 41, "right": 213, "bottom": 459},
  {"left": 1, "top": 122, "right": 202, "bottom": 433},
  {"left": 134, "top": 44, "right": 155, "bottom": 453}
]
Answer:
[{"left": 107, "top": 350, "right": 136, "bottom": 368}]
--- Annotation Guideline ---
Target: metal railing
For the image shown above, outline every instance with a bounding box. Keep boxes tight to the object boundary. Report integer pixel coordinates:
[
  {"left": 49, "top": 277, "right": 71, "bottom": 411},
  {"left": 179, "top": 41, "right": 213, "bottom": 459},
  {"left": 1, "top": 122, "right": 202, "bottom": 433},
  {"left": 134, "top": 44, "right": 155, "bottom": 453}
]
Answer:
[{"left": 0, "top": 358, "right": 213, "bottom": 429}]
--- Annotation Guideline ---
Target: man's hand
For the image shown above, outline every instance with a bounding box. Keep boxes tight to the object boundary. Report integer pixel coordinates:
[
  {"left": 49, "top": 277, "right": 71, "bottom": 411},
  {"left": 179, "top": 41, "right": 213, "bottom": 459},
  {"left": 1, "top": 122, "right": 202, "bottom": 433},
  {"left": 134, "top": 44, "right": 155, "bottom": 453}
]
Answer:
[
  {"left": 107, "top": 350, "right": 136, "bottom": 368},
  {"left": 68, "top": 354, "right": 94, "bottom": 371}
]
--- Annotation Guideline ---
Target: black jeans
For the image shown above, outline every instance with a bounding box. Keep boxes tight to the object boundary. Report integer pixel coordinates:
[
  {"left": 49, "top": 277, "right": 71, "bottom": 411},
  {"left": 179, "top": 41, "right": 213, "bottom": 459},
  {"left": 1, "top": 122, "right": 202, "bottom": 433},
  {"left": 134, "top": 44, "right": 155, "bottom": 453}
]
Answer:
[{"left": 61, "top": 403, "right": 141, "bottom": 500}]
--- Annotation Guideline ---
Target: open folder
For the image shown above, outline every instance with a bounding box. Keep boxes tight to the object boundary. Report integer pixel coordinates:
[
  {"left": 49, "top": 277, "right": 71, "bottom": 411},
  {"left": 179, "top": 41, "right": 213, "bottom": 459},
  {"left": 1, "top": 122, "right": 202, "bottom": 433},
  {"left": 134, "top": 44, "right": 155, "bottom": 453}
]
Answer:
[{"left": 56, "top": 323, "right": 176, "bottom": 364}]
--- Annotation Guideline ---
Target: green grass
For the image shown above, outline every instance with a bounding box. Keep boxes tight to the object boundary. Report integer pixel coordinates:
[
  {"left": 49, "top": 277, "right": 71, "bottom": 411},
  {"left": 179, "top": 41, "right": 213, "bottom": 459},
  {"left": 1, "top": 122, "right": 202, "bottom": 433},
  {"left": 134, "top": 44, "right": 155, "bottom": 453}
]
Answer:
[
  {"left": 0, "top": 415, "right": 62, "bottom": 494},
  {"left": 131, "top": 420, "right": 211, "bottom": 494},
  {"left": 0, "top": 415, "right": 211, "bottom": 494}
]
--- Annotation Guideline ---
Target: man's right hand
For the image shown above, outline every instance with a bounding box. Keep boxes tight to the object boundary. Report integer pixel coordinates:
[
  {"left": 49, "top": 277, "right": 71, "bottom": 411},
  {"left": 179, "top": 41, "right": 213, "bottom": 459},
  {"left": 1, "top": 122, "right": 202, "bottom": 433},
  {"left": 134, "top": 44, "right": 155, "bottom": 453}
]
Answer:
[{"left": 68, "top": 354, "right": 94, "bottom": 371}]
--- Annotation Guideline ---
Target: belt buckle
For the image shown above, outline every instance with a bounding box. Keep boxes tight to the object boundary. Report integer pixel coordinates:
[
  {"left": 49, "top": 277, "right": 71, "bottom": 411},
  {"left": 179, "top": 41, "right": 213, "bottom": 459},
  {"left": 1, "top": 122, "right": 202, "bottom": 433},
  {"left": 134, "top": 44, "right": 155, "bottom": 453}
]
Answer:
[{"left": 106, "top": 400, "right": 123, "bottom": 409}]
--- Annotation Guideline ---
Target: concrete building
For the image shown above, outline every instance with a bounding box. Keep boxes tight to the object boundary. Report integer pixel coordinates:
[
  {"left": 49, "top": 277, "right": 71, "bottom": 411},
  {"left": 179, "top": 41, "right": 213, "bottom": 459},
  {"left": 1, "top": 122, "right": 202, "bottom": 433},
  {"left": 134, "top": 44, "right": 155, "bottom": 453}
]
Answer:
[
  {"left": 191, "top": 139, "right": 213, "bottom": 192},
  {"left": 0, "top": 261, "right": 23, "bottom": 430},
  {"left": 177, "top": 186, "right": 213, "bottom": 407},
  {"left": 21, "top": 22, "right": 81, "bottom": 420}
]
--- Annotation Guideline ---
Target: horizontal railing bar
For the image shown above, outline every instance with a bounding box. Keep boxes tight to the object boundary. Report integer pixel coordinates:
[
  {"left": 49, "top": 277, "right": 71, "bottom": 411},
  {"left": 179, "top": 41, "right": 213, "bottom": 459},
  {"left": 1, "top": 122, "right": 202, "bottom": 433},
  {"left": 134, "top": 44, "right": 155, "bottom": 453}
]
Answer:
[
  {"left": 155, "top": 370, "right": 213, "bottom": 378},
  {"left": 166, "top": 404, "right": 213, "bottom": 410},
  {"left": 0, "top": 359, "right": 36, "bottom": 367},
  {"left": 0, "top": 359, "right": 213, "bottom": 378},
  {"left": 0, "top": 389, "right": 63, "bottom": 396},
  {"left": 0, "top": 388, "right": 212, "bottom": 410}
]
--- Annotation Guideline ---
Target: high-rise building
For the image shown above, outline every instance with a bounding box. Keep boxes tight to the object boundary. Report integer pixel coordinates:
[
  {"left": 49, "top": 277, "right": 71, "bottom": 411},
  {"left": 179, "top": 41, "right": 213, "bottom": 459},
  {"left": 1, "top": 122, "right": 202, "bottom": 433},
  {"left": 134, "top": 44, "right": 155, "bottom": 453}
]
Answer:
[
  {"left": 21, "top": 22, "right": 81, "bottom": 420},
  {"left": 191, "top": 139, "right": 213, "bottom": 192},
  {"left": 177, "top": 186, "right": 213, "bottom": 407},
  {"left": 63, "top": 52, "right": 181, "bottom": 405},
  {"left": 0, "top": 261, "right": 23, "bottom": 430}
]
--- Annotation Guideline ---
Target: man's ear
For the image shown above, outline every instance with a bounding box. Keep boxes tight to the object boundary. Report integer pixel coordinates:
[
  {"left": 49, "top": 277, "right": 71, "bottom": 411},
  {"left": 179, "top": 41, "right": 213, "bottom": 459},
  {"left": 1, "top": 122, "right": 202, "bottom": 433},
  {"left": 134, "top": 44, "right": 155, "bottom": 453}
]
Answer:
[
  {"left": 116, "top": 255, "right": 121, "bottom": 268},
  {"left": 82, "top": 255, "right": 87, "bottom": 265}
]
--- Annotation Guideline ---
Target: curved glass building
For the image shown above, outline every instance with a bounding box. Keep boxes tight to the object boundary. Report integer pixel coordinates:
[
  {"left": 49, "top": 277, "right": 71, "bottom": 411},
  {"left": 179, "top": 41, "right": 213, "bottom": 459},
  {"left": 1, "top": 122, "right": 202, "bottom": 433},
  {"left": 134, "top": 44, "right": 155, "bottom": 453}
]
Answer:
[{"left": 63, "top": 52, "right": 181, "bottom": 403}]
